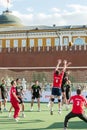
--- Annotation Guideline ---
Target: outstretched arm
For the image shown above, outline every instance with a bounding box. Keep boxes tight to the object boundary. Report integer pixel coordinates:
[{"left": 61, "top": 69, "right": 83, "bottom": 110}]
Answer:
[
  {"left": 66, "top": 62, "right": 72, "bottom": 67},
  {"left": 62, "top": 60, "right": 67, "bottom": 72},
  {"left": 62, "top": 60, "right": 72, "bottom": 72},
  {"left": 55, "top": 59, "right": 61, "bottom": 71}
]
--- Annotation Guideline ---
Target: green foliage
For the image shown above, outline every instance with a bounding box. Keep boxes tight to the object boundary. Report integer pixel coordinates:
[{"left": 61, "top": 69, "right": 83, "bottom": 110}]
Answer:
[
  {"left": 32, "top": 72, "right": 47, "bottom": 82},
  {"left": 69, "top": 75, "right": 76, "bottom": 82}
]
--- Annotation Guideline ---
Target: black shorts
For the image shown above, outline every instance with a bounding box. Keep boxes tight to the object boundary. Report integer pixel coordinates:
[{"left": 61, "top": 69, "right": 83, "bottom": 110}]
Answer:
[
  {"left": 52, "top": 87, "right": 61, "bottom": 96},
  {"left": 66, "top": 92, "right": 70, "bottom": 100},
  {"left": 18, "top": 97, "right": 23, "bottom": 104},
  {"left": 32, "top": 94, "right": 40, "bottom": 99},
  {"left": 2, "top": 95, "right": 7, "bottom": 100},
  {"left": 61, "top": 86, "right": 66, "bottom": 93}
]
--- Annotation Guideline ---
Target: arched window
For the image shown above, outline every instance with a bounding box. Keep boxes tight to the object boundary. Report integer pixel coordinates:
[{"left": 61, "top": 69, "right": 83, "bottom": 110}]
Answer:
[{"left": 74, "top": 38, "right": 85, "bottom": 45}]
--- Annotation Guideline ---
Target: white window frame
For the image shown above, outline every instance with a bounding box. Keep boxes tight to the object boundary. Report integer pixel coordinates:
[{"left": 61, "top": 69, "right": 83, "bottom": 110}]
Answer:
[
  {"left": 55, "top": 38, "right": 60, "bottom": 46},
  {"left": 0, "top": 40, "right": 2, "bottom": 48},
  {"left": 30, "top": 39, "right": 34, "bottom": 47},
  {"left": 6, "top": 40, "right": 10, "bottom": 48},
  {"left": 74, "top": 38, "right": 85, "bottom": 45},
  {"left": 38, "top": 39, "right": 42, "bottom": 47},
  {"left": 14, "top": 40, "right": 18, "bottom": 47},
  {"left": 22, "top": 40, "right": 26, "bottom": 47},
  {"left": 46, "top": 38, "right": 51, "bottom": 46},
  {"left": 63, "top": 37, "right": 69, "bottom": 45}
]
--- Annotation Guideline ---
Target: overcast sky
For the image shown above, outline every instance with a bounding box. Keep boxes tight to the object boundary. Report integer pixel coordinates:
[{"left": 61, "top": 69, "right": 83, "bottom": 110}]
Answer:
[{"left": 0, "top": 0, "right": 87, "bottom": 26}]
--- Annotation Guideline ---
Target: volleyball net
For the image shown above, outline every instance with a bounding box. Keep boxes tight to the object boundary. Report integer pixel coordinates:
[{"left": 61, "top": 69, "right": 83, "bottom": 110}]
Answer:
[{"left": 0, "top": 66, "right": 87, "bottom": 91}]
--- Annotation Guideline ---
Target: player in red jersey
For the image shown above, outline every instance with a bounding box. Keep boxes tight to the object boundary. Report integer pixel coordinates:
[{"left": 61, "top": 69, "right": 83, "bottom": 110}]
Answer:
[
  {"left": 10, "top": 80, "right": 20, "bottom": 122},
  {"left": 64, "top": 88, "right": 87, "bottom": 130},
  {"left": 50, "top": 59, "right": 71, "bottom": 115}
]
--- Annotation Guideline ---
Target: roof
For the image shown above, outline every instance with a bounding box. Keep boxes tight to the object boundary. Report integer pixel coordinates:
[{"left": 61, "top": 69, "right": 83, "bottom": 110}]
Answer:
[{"left": 0, "top": 9, "right": 23, "bottom": 26}]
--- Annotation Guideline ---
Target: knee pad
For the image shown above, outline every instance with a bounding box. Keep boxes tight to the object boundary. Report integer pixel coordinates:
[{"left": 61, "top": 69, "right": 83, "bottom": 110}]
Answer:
[
  {"left": 51, "top": 98, "right": 54, "bottom": 102},
  {"left": 58, "top": 99, "right": 61, "bottom": 103}
]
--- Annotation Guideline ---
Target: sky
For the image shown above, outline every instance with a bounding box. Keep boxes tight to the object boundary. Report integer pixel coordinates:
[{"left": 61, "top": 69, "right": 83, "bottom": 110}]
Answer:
[{"left": 0, "top": 0, "right": 87, "bottom": 26}]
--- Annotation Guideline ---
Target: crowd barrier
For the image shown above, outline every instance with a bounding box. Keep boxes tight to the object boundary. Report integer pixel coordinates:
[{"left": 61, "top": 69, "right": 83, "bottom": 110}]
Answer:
[{"left": 7, "top": 90, "right": 87, "bottom": 102}]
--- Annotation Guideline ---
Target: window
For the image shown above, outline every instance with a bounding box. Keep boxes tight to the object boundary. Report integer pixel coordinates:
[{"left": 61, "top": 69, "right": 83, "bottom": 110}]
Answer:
[
  {"left": 0, "top": 40, "right": 2, "bottom": 48},
  {"left": 46, "top": 38, "right": 51, "bottom": 46},
  {"left": 14, "top": 40, "right": 18, "bottom": 47},
  {"left": 22, "top": 40, "right": 26, "bottom": 47},
  {"left": 30, "top": 39, "right": 34, "bottom": 47},
  {"left": 74, "top": 38, "right": 85, "bottom": 45},
  {"left": 63, "top": 38, "right": 68, "bottom": 45},
  {"left": 55, "top": 38, "right": 60, "bottom": 46},
  {"left": 6, "top": 40, "right": 10, "bottom": 48},
  {"left": 38, "top": 39, "right": 42, "bottom": 47}
]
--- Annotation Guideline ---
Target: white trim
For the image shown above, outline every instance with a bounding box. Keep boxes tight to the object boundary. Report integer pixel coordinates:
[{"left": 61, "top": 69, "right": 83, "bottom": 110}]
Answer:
[{"left": 0, "top": 66, "right": 87, "bottom": 70}]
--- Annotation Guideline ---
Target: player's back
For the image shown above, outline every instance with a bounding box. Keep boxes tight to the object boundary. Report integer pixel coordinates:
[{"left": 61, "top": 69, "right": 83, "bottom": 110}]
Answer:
[{"left": 70, "top": 95, "right": 86, "bottom": 114}]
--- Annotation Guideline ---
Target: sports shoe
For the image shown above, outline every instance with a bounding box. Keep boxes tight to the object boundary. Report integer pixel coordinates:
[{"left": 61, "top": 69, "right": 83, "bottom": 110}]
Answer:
[
  {"left": 3, "top": 107, "right": 8, "bottom": 111},
  {"left": 8, "top": 112, "right": 11, "bottom": 118},
  {"left": 38, "top": 108, "right": 41, "bottom": 112},
  {"left": 50, "top": 111, "right": 53, "bottom": 115},
  {"left": 30, "top": 108, "right": 33, "bottom": 111},
  {"left": 63, "top": 127, "right": 67, "bottom": 130},
  {"left": 47, "top": 102, "right": 51, "bottom": 107},
  {"left": 22, "top": 113, "right": 25, "bottom": 118},
  {"left": 58, "top": 109, "right": 61, "bottom": 114},
  {"left": 14, "top": 118, "right": 19, "bottom": 122},
  {"left": 65, "top": 105, "right": 69, "bottom": 111}
]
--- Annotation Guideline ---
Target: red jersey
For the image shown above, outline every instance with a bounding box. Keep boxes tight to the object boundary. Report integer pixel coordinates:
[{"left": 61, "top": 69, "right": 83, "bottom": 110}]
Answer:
[
  {"left": 53, "top": 71, "right": 64, "bottom": 88},
  {"left": 69, "top": 95, "right": 87, "bottom": 114},
  {"left": 10, "top": 86, "right": 17, "bottom": 103}
]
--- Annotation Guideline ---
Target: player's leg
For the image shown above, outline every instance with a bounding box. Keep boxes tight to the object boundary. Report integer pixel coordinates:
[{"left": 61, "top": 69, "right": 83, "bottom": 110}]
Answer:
[
  {"left": 65, "top": 92, "right": 70, "bottom": 111},
  {"left": 62, "top": 89, "right": 66, "bottom": 106},
  {"left": 21, "top": 102, "right": 25, "bottom": 117},
  {"left": 64, "top": 112, "right": 76, "bottom": 129},
  {"left": 49, "top": 87, "right": 54, "bottom": 114},
  {"left": 18, "top": 97, "right": 25, "bottom": 117},
  {"left": 50, "top": 95, "right": 54, "bottom": 115},
  {"left": 78, "top": 113, "right": 87, "bottom": 122},
  {"left": 30, "top": 95, "right": 34, "bottom": 111},
  {"left": 37, "top": 97, "right": 41, "bottom": 111},
  {"left": 0, "top": 100, "right": 2, "bottom": 112},
  {"left": 57, "top": 88, "right": 62, "bottom": 114},
  {"left": 11, "top": 101, "right": 20, "bottom": 122},
  {"left": 47, "top": 95, "right": 51, "bottom": 107},
  {"left": 8, "top": 105, "right": 13, "bottom": 117},
  {"left": 58, "top": 97, "right": 62, "bottom": 114},
  {"left": 21, "top": 102, "right": 24, "bottom": 112},
  {"left": 3, "top": 98, "right": 8, "bottom": 111}
]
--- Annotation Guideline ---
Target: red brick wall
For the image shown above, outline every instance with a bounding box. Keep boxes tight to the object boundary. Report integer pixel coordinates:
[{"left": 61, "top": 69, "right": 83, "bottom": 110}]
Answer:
[
  {"left": 0, "top": 46, "right": 87, "bottom": 82},
  {"left": 0, "top": 46, "right": 87, "bottom": 67}
]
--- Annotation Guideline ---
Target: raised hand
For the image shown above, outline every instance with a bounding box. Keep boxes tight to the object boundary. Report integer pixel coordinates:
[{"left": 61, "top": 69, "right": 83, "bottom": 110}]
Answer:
[
  {"left": 67, "top": 62, "right": 72, "bottom": 67},
  {"left": 57, "top": 59, "right": 62, "bottom": 64},
  {"left": 63, "top": 60, "right": 67, "bottom": 65}
]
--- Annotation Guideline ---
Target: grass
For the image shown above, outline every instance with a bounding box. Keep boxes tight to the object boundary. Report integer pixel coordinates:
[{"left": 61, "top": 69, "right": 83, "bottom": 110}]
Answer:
[{"left": 0, "top": 102, "right": 87, "bottom": 130}]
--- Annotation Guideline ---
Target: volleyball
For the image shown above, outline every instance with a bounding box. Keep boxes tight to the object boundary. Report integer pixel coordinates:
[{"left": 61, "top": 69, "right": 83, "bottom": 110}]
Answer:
[{"left": 69, "top": 42, "right": 73, "bottom": 47}]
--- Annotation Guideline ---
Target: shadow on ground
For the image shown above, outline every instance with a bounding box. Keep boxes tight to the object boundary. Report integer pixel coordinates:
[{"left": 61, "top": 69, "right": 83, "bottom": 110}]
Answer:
[{"left": 16, "top": 121, "right": 87, "bottom": 130}]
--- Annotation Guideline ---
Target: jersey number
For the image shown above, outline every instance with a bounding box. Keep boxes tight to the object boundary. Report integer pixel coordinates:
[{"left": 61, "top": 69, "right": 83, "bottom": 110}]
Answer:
[
  {"left": 77, "top": 101, "right": 80, "bottom": 106},
  {"left": 56, "top": 79, "right": 58, "bottom": 83}
]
